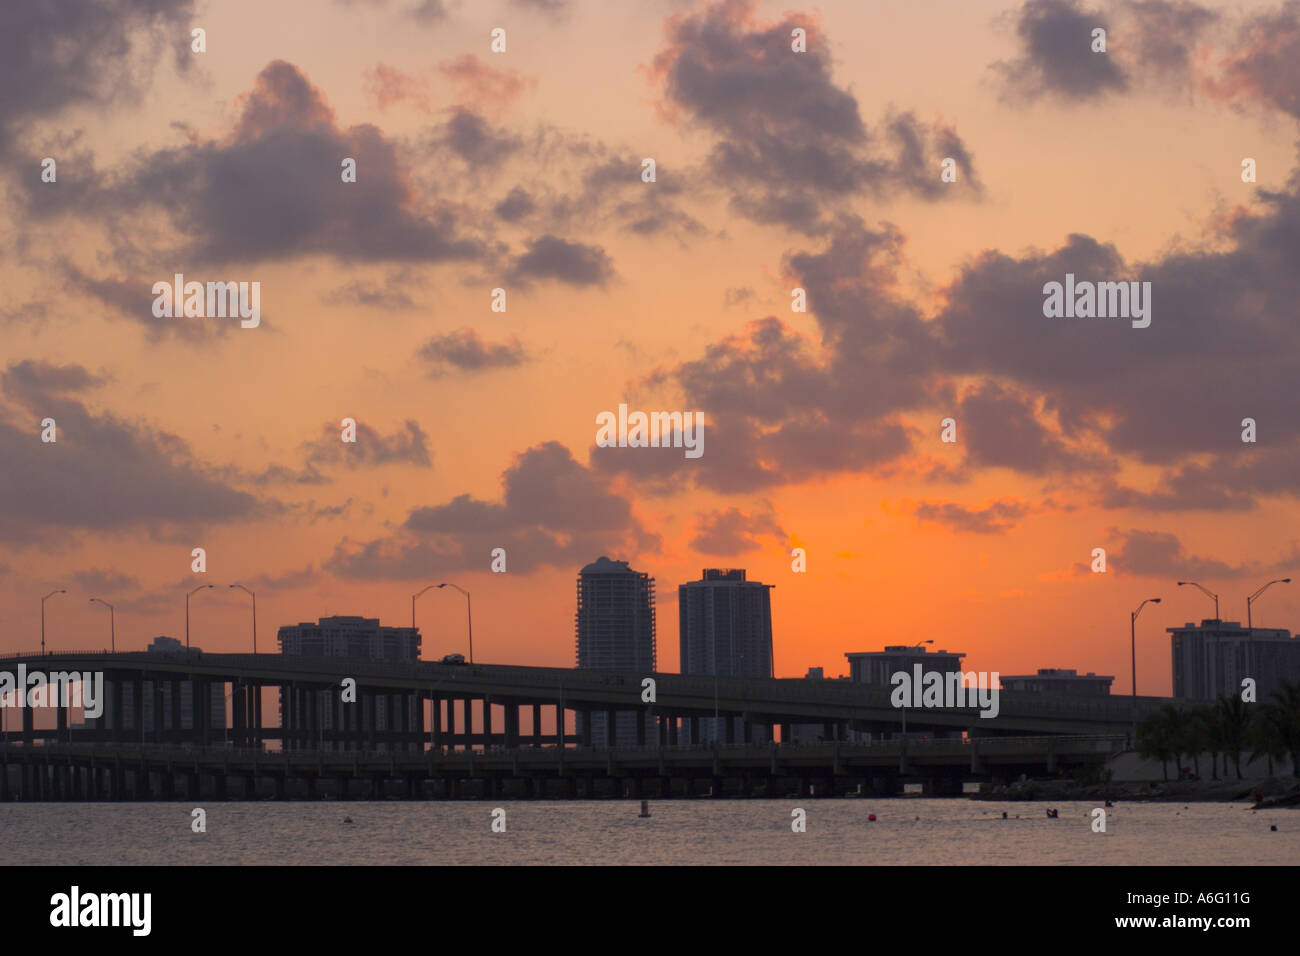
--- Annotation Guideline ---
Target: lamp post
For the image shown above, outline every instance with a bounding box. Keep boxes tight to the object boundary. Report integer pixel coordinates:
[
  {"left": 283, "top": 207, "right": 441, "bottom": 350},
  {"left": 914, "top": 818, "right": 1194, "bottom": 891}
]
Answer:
[
  {"left": 40, "top": 588, "right": 66, "bottom": 656},
  {"left": 900, "top": 640, "right": 934, "bottom": 738},
  {"left": 228, "top": 584, "right": 257, "bottom": 653},
  {"left": 185, "top": 584, "right": 215, "bottom": 649},
  {"left": 411, "top": 584, "right": 439, "bottom": 635},
  {"left": 1130, "top": 597, "right": 1162, "bottom": 737},
  {"left": 89, "top": 598, "right": 115, "bottom": 652},
  {"left": 1177, "top": 581, "right": 1218, "bottom": 620},
  {"left": 437, "top": 583, "right": 473, "bottom": 663},
  {"left": 1246, "top": 578, "right": 1291, "bottom": 630}
]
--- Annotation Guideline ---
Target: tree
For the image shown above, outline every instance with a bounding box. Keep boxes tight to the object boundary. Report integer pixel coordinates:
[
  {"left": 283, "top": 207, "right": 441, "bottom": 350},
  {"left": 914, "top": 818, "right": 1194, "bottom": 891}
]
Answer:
[
  {"left": 1215, "top": 693, "right": 1252, "bottom": 780},
  {"left": 1138, "top": 707, "right": 1177, "bottom": 781},
  {"left": 1258, "top": 681, "right": 1300, "bottom": 779}
]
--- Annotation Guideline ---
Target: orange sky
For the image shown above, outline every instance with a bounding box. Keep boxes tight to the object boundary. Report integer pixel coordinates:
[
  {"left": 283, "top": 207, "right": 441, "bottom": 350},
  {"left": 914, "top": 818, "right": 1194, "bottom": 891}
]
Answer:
[{"left": 4, "top": 0, "right": 1300, "bottom": 697}]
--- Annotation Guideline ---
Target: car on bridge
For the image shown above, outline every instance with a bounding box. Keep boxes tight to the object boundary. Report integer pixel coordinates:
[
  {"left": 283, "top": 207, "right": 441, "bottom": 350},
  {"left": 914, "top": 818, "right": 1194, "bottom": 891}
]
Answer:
[{"left": 440, "top": 653, "right": 467, "bottom": 665}]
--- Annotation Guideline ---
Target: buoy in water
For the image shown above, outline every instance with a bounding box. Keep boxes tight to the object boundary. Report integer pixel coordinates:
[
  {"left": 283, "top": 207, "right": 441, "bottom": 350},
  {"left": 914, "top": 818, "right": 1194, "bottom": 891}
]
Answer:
[
  {"left": 1001, "top": 811, "right": 1008, "bottom": 819},
  {"left": 343, "top": 817, "right": 353, "bottom": 824},
  {"left": 1270, "top": 825, "right": 1278, "bottom": 831},
  {"left": 867, "top": 813, "right": 877, "bottom": 822},
  {"left": 638, "top": 799, "right": 651, "bottom": 818}
]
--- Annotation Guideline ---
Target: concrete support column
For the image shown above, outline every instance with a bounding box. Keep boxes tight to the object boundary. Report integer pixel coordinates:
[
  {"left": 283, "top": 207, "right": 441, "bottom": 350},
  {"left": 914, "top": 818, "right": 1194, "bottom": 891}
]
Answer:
[
  {"left": 669, "top": 717, "right": 678, "bottom": 747},
  {"left": 505, "top": 703, "right": 519, "bottom": 748},
  {"left": 606, "top": 708, "right": 617, "bottom": 748},
  {"left": 532, "top": 704, "right": 542, "bottom": 747},
  {"left": 690, "top": 717, "right": 700, "bottom": 746}
]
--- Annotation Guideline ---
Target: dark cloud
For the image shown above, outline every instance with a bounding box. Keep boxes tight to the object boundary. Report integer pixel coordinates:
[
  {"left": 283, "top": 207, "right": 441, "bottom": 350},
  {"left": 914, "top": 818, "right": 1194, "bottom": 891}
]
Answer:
[
  {"left": 22, "top": 61, "right": 488, "bottom": 268},
  {"left": 494, "top": 187, "right": 536, "bottom": 222},
  {"left": 323, "top": 273, "right": 418, "bottom": 310},
  {"left": 994, "top": 0, "right": 1129, "bottom": 103},
  {"left": 418, "top": 328, "right": 528, "bottom": 377},
  {"left": 652, "top": 0, "right": 981, "bottom": 232},
  {"left": 1206, "top": 0, "right": 1300, "bottom": 117},
  {"left": 303, "top": 419, "right": 433, "bottom": 469},
  {"left": 723, "top": 287, "right": 755, "bottom": 307},
  {"left": 957, "top": 381, "right": 1109, "bottom": 475},
  {"left": 1127, "top": 0, "right": 1218, "bottom": 77},
  {"left": 910, "top": 498, "right": 1032, "bottom": 534},
  {"left": 0, "top": 360, "right": 264, "bottom": 542},
  {"left": 507, "top": 235, "right": 614, "bottom": 287},
  {"left": 327, "top": 441, "right": 657, "bottom": 578},
  {"left": 0, "top": 1, "right": 194, "bottom": 157},
  {"left": 1104, "top": 528, "right": 1247, "bottom": 579},
  {"left": 690, "top": 506, "right": 785, "bottom": 554},
  {"left": 432, "top": 108, "right": 523, "bottom": 170}
]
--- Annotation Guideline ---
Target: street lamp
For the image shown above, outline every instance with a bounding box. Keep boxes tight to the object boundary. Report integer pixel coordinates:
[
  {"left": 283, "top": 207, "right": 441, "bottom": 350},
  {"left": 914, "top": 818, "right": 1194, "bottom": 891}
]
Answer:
[
  {"left": 89, "top": 598, "right": 115, "bottom": 653},
  {"left": 411, "top": 584, "right": 439, "bottom": 634},
  {"left": 1130, "top": 597, "right": 1162, "bottom": 737},
  {"left": 436, "top": 583, "right": 473, "bottom": 663},
  {"left": 1246, "top": 578, "right": 1291, "bottom": 630},
  {"left": 185, "top": 584, "right": 215, "bottom": 649},
  {"left": 40, "top": 588, "right": 66, "bottom": 656},
  {"left": 228, "top": 584, "right": 257, "bottom": 653},
  {"left": 1177, "top": 581, "right": 1219, "bottom": 620},
  {"left": 900, "top": 640, "right": 934, "bottom": 738}
]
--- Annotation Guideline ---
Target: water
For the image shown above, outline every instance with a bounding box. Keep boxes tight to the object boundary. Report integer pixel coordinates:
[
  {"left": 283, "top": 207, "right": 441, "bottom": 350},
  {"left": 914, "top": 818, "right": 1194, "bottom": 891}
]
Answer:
[{"left": 1, "top": 799, "right": 1293, "bottom": 865}]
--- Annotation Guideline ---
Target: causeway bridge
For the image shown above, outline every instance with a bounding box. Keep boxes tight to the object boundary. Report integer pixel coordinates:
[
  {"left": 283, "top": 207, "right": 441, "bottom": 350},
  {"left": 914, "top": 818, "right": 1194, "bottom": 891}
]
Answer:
[{"left": 0, "top": 651, "right": 1161, "bottom": 799}]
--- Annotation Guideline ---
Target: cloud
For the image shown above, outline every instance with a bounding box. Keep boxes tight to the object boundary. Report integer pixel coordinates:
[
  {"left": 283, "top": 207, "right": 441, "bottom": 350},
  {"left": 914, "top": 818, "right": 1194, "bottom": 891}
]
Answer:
[
  {"left": 494, "top": 186, "right": 536, "bottom": 222},
  {"left": 957, "top": 381, "right": 1109, "bottom": 475},
  {"left": 0, "top": 360, "right": 264, "bottom": 542},
  {"left": 327, "top": 441, "right": 657, "bottom": 578},
  {"left": 23, "top": 61, "right": 489, "bottom": 268},
  {"left": 690, "top": 505, "right": 785, "bottom": 554},
  {"left": 993, "top": 0, "right": 1129, "bottom": 103},
  {"left": 417, "top": 328, "right": 528, "bottom": 377},
  {"left": 1203, "top": 0, "right": 1300, "bottom": 117},
  {"left": 437, "top": 55, "right": 536, "bottom": 112},
  {"left": 1101, "top": 528, "right": 1248, "bottom": 579},
  {"left": 323, "top": 273, "right": 418, "bottom": 310},
  {"left": 71, "top": 568, "right": 141, "bottom": 593},
  {"left": 909, "top": 497, "right": 1033, "bottom": 534},
  {"left": 651, "top": 0, "right": 981, "bottom": 232},
  {"left": 302, "top": 419, "right": 433, "bottom": 469},
  {"left": 0, "top": 0, "right": 194, "bottom": 157},
  {"left": 507, "top": 235, "right": 615, "bottom": 287}
]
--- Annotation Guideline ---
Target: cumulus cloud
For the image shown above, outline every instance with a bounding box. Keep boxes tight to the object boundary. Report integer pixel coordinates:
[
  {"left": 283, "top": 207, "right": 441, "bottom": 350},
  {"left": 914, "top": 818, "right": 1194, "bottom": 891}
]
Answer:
[
  {"left": 302, "top": 419, "right": 433, "bottom": 469},
  {"left": 327, "top": 441, "right": 658, "bottom": 577},
  {"left": 22, "top": 61, "right": 489, "bottom": 268},
  {"left": 690, "top": 505, "right": 785, "bottom": 554},
  {"left": 0, "top": 1, "right": 194, "bottom": 157},
  {"left": 0, "top": 360, "right": 264, "bottom": 542},
  {"left": 507, "top": 235, "right": 615, "bottom": 287},
  {"left": 418, "top": 328, "right": 528, "bottom": 376},
  {"left": 651, "top": 0, "right": 981, "bottom": 232}
]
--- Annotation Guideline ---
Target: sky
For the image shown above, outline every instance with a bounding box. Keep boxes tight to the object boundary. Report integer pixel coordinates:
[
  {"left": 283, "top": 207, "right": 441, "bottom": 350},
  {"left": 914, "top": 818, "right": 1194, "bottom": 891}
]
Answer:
[{"left": 2, "top": 0, "right": 1300, "bottom": 696}]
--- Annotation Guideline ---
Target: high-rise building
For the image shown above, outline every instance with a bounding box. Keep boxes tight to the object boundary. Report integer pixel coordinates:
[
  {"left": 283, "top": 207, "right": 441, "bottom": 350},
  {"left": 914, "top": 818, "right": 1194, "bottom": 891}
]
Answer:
[
  {"left": 678, "top": 568, "right": 774, "bottom": 744},
  {"left": 277, "top": 616, "right": 421, "bottom": 751},
  {"left": 1168, "top": 619, "right": 1300, "bottom": 701},
  {"left": 574, "top": 557, "right": 656, "bottom": 746}
]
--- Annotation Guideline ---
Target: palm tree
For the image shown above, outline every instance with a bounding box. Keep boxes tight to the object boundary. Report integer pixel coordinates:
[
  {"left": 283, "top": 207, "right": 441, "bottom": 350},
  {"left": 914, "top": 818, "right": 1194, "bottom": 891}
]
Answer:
[
  {"left": 1195, "top": 705, "right": 1222, "bottom": 780},
  {"left": 1258, "top": 681, "right": 1300, "bottom": 779},
  {"left": 1183, "top": 705, "right": 1211, "bottom": 779},
  {"left": 1215, "top": 694, "right": 1252, "bottom": 780},
  {"left": 1138, "top": 708, "right": 1177, "bottom": 780}
]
